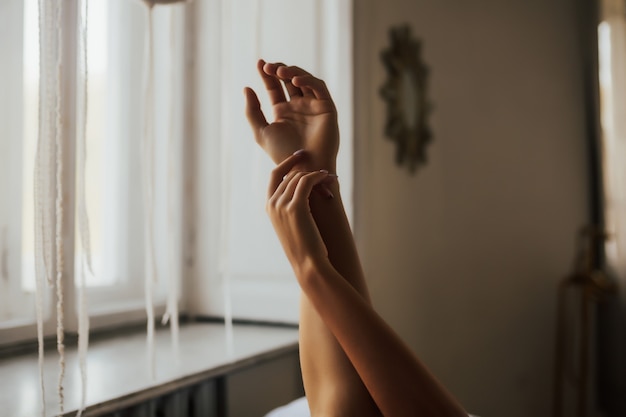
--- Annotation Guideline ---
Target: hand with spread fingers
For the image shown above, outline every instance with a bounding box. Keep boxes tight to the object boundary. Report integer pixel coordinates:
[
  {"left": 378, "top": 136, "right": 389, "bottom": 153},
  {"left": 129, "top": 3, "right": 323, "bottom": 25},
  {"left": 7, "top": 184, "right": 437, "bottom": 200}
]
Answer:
[{"left": 244, "top": 60, "right": 339, "bottom": 173}]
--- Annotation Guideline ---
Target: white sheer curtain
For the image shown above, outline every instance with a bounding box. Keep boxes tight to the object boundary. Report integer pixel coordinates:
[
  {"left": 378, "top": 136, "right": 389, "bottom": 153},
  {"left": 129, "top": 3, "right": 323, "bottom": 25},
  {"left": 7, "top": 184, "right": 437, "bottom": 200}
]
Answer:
[
  {"left": 599, "top": 1, "right": 626, "bottom": 282},
  {"left": 33, "top": 0, "right": 186, "bottom": 415}
]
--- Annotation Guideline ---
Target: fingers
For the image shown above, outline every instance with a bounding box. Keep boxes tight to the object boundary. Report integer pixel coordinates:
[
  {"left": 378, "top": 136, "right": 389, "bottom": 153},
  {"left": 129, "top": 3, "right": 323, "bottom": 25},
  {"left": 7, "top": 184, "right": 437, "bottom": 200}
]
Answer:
[
  {"left": 257, "top": 59, "right": 287, "bottom": 105},
  {"left": 292, "top": 171, "right": 331, "bottom": 204},
  {"left": 278, "top": 171, "right": 307, "bottom": 206},
  {"left": 275, "top": 65, "right": 332, "bottom": 101},
  {"left": 299, "top": 85, "right": 315, "bottom": 98},
  {"left": 260, "top": 60, "right": 331, "bottom": 101},
  {"left": 264, "top": 61, "right": 303, "bottom": 100},
  {"left": 283, "top": 78, "right": 303, "bottom": 99},
  {"left": 243, "top": 87, "right": 269, "bottom": 139},
  {"left": 267, "top": 151, "right": 306, "bottom": 199},
  {"left": 275, "top": 64, "right": 312, "bottom": 78},
  {"left": 270, "top": 170, "right": 302, "bottom": 207},
  {"left": 292, "top": 75, "right": 332, "bottom": 101},
  {"left": 269, "top": 171, "right": 331, "bottom": 212}
]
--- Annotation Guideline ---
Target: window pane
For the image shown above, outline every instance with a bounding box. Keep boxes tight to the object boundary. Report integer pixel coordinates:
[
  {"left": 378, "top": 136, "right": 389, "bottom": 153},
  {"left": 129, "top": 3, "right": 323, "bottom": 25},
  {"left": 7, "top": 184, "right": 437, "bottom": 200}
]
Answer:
[
  {"left": 226, "top": 0, "right": 320, "bottom": 282},
  {"left": 0, "top": 0, "right": 37, "bottom": 322},
  {"left": 76, "top": 0, "right": 117, "bottom": 287},
  {"left": 76, "top": 1, "right": 183, "bottom": 304},
  {"left": 76, "top": 0, "right": 144, "bottom": 291}
]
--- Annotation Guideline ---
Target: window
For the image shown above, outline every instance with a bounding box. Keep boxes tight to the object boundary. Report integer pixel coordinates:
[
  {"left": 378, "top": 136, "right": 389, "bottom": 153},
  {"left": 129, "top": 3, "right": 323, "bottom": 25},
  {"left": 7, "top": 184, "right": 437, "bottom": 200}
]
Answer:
[
  {"left": 0, "top": 0, "right": 353, "bottom": 345},
  {"left": 0, "top": 0, "right": 186, "bottom": 344},
  {"left": 598, "top": 1, "right": 626, "bottom": 274}
]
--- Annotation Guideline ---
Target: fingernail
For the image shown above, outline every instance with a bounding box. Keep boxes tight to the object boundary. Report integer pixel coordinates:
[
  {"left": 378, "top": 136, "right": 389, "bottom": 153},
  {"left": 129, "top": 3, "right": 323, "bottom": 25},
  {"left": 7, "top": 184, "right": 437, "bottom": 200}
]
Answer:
[
  {"left": 327, "top": 173, "right": 338, "bottom": 178},
  {"left": 293, "top": 149, "right": 306, "bottom": 156},
  {"left": 319, "top": 169, "right": 329, "bottom": 174}
]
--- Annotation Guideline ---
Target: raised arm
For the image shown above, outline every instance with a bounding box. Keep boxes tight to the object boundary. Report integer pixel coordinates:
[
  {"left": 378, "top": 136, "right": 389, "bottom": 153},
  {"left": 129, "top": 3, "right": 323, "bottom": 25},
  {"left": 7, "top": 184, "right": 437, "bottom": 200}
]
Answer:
[
  {"left": 265, "top": 155, "right": 468, "bottom": 417},
  {"left": 244, "top": 60, "right": 370, "bottom": 299},
  {"left": 245, "top": 60, "right": 380, "bottom": 416}
]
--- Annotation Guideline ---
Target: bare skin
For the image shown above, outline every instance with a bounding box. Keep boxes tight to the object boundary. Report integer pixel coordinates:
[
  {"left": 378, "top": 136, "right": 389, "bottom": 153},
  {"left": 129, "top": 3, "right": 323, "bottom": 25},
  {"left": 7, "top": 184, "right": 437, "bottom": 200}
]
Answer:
[
  {"left": 245, "top": 61, "right": 467, "bottom": 417},
  {"left": 245, "top": 60, "right": 380, "bottom": 417}
]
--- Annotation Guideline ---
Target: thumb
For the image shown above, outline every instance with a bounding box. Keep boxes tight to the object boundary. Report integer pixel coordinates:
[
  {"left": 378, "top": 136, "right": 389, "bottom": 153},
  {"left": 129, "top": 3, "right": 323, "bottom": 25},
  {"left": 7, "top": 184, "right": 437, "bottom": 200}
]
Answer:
[{"left": 244, "top": 87, "right": 269, "bottom": 143}]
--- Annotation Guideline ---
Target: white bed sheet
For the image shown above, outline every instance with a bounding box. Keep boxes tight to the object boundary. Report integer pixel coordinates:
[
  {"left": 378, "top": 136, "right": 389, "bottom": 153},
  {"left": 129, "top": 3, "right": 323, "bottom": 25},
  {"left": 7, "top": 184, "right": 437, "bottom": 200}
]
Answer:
[{"left": 264, "top": 397, "right": 479, "bottom": 417}]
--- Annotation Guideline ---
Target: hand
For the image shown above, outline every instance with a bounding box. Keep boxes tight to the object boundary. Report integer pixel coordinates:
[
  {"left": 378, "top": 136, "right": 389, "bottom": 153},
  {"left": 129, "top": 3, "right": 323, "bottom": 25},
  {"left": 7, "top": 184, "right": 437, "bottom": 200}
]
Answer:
[
  {"left": 244, "top": 60, "right": 339, "bottom": 172},
  {"left": 266, "top": 152, "right": 335, "bottom": 278}
]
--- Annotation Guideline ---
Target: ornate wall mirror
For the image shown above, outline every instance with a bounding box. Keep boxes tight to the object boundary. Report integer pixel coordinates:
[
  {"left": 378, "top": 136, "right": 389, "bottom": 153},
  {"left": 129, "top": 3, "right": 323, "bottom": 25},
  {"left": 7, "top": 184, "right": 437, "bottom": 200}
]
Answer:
[{"left": 380, "top": 25, "right": 432, "bottom": 174}]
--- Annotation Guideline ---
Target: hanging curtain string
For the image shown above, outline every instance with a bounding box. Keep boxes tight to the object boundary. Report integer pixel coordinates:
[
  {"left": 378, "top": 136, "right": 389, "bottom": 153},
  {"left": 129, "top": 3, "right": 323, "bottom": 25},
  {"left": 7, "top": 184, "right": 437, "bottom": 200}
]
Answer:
[
  {"left": 250, "top": 0, "right": 264, "bottom": 193},
  {"left": 160, "top": 8, "right": 180, "bottom": 359},
  {"left": 219, "top": 0, "right": 234, "bottom": 357},
  {"left": 35, "top": 0, "right": 66, "bottom": 415},
  {"left": 142, "top": 0, "right": 189, "bottom": 366},
  {"left": 76, "top": 0, "right": 91, "bottom": 414},
  {"left": 76, "top": 3, "right": 94, "bottom": 279},
  {"left": 254, "top": 0, "right": 262, "bottom": 59},
  {"left": 219, "top": 0, "right": 265, "bottom": 356},
  {"left": 141, "top": 0, "right": 188, "bottom": 378},
  {"left": 142, "top": 2, "right": 158, "bottom": 380},
  {"left": 41, "top": 0, "right": 55, "bottom": 289},
  {"left": 53, "top": 0, "right": 67, "bottom": 412},
  {"left": 34, "top": 0, "right": 49, "bottom": 413}
]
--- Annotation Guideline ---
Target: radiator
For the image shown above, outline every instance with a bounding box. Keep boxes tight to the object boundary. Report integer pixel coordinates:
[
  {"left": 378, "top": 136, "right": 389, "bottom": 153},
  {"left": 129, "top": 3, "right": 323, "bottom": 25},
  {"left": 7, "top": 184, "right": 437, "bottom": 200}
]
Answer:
[{"left": 101, "top": 379, "right": 224, "bottom": 417}]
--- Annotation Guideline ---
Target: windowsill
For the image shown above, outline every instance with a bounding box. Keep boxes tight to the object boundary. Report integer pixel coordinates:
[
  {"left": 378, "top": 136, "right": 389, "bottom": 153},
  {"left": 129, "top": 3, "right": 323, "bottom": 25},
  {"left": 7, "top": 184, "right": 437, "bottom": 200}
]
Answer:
[{"left": 0, "top": 321, "right": 299, "bottom": 417}]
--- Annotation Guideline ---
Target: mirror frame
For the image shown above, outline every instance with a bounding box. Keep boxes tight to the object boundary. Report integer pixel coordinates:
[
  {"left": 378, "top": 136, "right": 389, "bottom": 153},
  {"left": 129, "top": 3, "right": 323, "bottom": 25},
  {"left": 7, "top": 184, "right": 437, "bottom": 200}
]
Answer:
[{"left": 380, "top": 25, "right": 432, "bottom": 174}]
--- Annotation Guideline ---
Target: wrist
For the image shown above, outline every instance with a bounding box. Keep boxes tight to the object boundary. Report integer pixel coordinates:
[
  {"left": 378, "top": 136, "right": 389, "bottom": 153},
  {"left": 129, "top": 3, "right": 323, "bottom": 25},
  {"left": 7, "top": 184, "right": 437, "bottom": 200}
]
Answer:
[{"left": 293, "top": 155, "right": 336, "bottom": 175}]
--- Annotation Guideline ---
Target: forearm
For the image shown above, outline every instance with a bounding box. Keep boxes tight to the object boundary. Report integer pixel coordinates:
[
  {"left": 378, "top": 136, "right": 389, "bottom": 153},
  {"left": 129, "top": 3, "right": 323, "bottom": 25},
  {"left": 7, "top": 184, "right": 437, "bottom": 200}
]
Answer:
[
  {"left": 282, "top": 161, "right": 380, "bottom": 414},
  {"left": 299, "top": 261, "right": 468, "bottom": 417},
  {"left": 305, "top": 176, "right": 372, "bottom": 303}
]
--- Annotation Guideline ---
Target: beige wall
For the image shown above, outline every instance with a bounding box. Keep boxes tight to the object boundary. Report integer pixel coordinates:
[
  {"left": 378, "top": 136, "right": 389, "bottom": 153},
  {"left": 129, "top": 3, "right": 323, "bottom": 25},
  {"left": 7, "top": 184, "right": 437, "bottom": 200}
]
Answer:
[{"left": 353, "top": 1, "right": 590, "bottom": 416}]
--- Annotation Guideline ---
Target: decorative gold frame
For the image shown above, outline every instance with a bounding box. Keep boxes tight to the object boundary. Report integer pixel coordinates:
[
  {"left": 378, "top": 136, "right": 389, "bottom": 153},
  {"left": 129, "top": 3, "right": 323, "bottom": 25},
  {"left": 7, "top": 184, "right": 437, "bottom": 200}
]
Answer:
[{"left": 380, "top": 25, "right": 432, "bottom": 174}]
